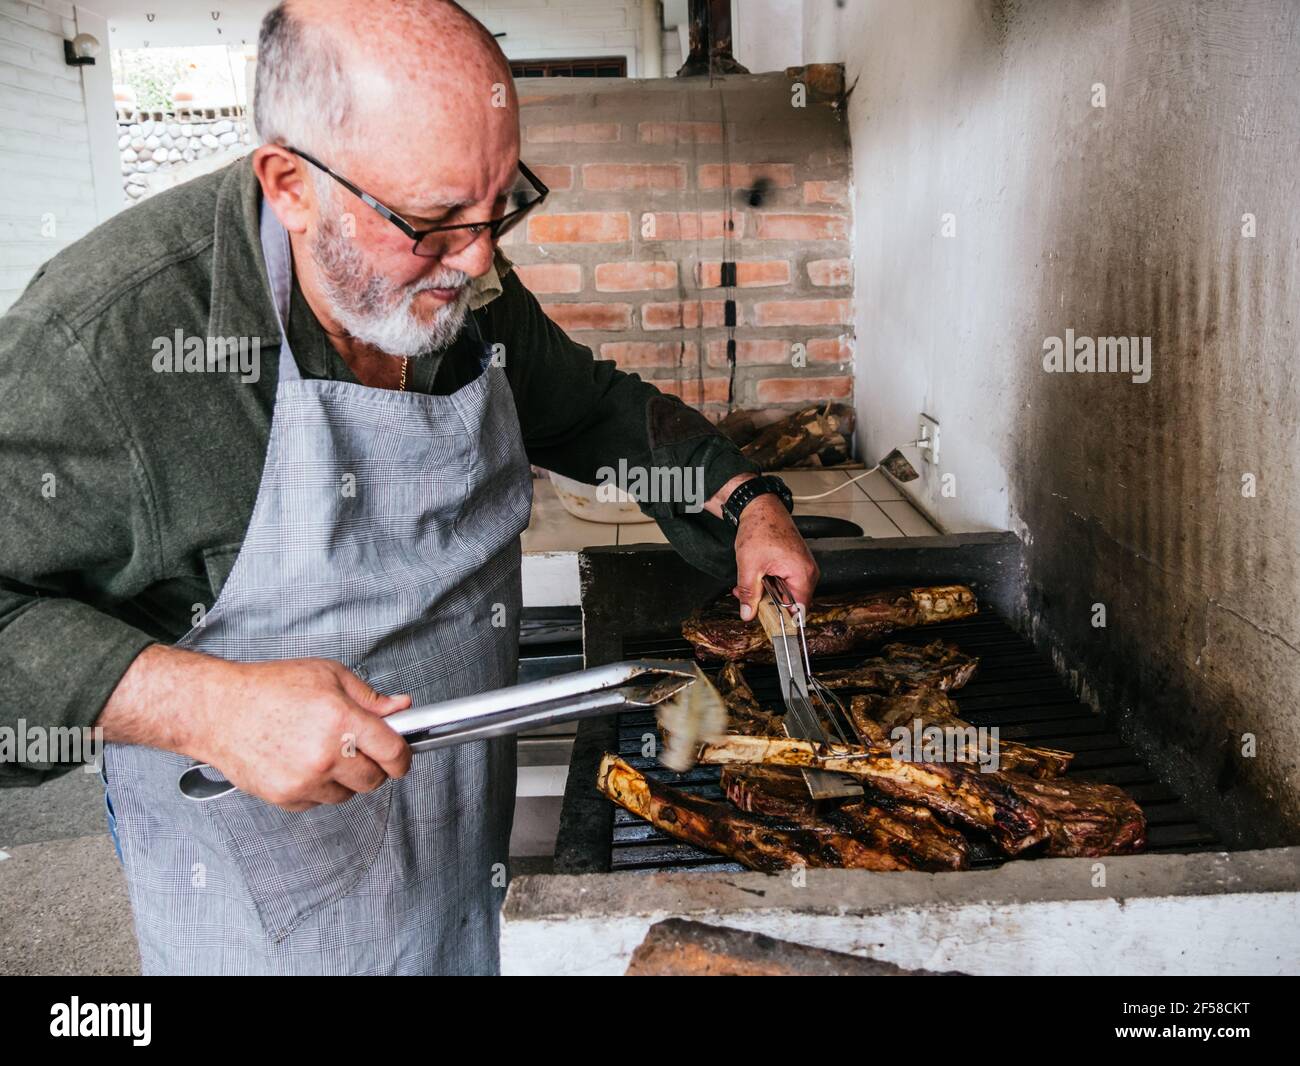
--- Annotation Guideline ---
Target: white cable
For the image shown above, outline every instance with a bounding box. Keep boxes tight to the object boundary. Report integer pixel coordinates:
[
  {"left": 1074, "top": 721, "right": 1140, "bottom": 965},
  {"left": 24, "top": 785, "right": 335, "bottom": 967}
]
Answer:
[{"left": 791, "top": 464, "right": 882, "bottom": 502}]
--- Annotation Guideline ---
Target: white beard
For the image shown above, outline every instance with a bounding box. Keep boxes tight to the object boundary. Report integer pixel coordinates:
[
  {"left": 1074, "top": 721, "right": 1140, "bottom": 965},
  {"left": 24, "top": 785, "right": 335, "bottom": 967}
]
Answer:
[{"left": 309, "top": 201, "right": 473, "bottom": 359}]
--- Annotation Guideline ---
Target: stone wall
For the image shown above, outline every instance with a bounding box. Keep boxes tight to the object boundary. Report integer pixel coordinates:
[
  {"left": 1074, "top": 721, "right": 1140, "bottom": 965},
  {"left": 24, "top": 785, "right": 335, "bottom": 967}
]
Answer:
[{"left": 116, "top": 106, "right": 252, "bottom": 203}]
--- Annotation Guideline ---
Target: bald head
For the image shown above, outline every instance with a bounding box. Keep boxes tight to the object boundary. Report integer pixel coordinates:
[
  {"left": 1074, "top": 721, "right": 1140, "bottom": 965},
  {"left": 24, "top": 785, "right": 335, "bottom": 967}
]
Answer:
[{"left": 255, "top": 0, "right": 518, "bottom": 169}]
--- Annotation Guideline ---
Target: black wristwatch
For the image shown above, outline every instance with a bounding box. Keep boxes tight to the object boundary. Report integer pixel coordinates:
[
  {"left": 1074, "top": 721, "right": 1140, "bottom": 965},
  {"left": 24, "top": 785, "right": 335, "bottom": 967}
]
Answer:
[{"left": 721, "top": 474, "right": 793, "bottom": 528}]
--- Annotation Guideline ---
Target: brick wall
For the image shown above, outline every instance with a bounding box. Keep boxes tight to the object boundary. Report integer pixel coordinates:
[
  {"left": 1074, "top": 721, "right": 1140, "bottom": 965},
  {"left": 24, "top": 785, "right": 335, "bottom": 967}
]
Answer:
[
  {"left": 502, "top": 72, "right": 853, "bottom": 420},
  {"left": 0, "top": 0, "right": 100, "bottom": 313}
]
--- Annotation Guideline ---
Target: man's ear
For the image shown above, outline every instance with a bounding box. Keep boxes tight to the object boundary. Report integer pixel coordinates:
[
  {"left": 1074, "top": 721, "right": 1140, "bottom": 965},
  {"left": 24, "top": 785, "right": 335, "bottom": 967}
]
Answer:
[{"left": 252, "top": 144, "right": 313, "bottom": 235}]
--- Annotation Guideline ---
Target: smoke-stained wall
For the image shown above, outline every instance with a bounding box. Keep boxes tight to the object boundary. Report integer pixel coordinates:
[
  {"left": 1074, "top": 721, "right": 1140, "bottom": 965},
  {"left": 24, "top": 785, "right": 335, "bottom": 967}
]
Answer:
[{"left": 807, "top": 0, "right": 1300, "bottom": 843}]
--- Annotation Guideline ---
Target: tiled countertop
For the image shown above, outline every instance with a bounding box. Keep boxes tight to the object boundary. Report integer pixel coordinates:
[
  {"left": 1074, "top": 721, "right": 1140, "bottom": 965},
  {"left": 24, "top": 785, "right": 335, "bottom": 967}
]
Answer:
[{"left": 520, "top": 469, "right": 938, "bottom": 606}]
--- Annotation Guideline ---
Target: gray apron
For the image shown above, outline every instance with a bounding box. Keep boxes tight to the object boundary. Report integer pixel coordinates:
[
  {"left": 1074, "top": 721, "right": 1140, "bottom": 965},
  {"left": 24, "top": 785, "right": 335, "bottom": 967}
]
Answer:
[{"left": 102, "top": 201, "right": 533, "bottom": 975}]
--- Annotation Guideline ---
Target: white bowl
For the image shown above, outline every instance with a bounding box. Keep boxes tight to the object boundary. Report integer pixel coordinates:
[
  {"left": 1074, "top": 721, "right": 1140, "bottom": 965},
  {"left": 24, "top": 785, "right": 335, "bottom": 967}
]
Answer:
[{"left": 547, "top": 470, "right": 655, "bottom": 525}]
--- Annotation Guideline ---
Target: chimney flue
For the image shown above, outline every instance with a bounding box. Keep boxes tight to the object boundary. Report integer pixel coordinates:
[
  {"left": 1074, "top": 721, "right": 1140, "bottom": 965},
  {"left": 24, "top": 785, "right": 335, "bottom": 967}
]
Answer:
[{"left": 677, "top": 0, "right": 749, "bottom": 77}]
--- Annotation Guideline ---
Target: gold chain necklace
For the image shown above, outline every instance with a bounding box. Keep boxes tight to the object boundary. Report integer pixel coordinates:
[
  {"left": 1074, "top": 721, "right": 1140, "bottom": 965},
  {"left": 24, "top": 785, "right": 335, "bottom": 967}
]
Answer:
[{"left": 398, "top": 356, "right": 409, "bottom": 392}]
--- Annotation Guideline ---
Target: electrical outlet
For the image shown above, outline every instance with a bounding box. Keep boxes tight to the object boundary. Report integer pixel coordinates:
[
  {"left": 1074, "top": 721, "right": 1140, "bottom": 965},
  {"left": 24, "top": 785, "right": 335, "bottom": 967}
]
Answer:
[{"left": 918, "top": 414, "right": 940, "bottom": 467}]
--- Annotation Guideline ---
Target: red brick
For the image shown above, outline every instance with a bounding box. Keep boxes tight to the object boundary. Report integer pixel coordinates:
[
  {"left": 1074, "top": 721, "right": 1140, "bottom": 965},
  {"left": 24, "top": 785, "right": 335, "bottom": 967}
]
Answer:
[
  {"left": 754, "top": 213, "right": 848, "bottom": 240},
  {"left": 642, "top": 300, "right": 733, "bottom": 330},
  {"left": 807, "top": 336, "right": 854, "bottom": 363},
  {"left": 803, "top": 181, "right": 849, "bottom": 207},
  {"left": 653, "top": 377, "right": 732, "bottom": 404},
  {"left": 756, "top": 375, "right": 853, "bottom": 402},
  {"left": 706, "top": 339, "right": 792, "bottom": 367},
  {"left": 752, "top": 299, "right": 851, "bottom": 327},
  {"left": 638, "top": 121, "right": 723, "bottom": 144},
  {"left": 513, "top": 263, "right": 583, "bottom": 294},
  {"left": 594, "top": 261, "right": 678, "bottom": 292},
  {"left": 583, "top": 163, "right": 686, "bottom": 191},
  {"left": 527, "top": 212, "right": 630, "bottom": 243},
  {"left": 542, "top": 302, "right": 632, "bottom": 331},
  {"left": 641, "top": 211, "right": 744, "bottom": 241},
  {"left": 526, "top": 122, "right": 621, "bottom": 143},
  {"left": 807, "top": 258, "right": 852, "bottom": 287},
  {"left": 600, "top": 341, "right": 698, "bottom": 368},
  {"left": 529, "top": 164, "right": 574, "bottom": 191},
  {"left": 696, "top": 259, "right": 791, "bottom": 288},
  {"left": 697, "top": 163, "right": 796, "bottom": 190}
]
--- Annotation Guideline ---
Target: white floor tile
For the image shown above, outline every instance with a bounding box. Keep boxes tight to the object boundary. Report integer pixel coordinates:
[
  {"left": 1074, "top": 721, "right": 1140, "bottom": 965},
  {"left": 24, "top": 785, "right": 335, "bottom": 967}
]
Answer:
[
  {"left": 777, "top": 469, "right": 855, "bottom": 496},
  {"left": 877, "top": 499, "right": 940, "bottom": 536},
  {"left": 846, "top": 468, "right": 908, "bottom": 501}
]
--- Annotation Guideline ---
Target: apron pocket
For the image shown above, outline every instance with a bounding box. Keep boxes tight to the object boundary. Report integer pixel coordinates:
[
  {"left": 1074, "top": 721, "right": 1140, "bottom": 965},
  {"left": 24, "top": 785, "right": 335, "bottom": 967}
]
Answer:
[{"left": 209, "top": 780, "right": 394, "bottom": 942}]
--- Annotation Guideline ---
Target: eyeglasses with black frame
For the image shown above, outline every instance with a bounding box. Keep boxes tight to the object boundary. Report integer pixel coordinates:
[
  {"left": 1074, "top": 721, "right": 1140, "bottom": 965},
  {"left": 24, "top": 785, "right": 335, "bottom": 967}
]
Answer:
[{"left": 285, "top": 145, "right": 549, "bottom": 258}]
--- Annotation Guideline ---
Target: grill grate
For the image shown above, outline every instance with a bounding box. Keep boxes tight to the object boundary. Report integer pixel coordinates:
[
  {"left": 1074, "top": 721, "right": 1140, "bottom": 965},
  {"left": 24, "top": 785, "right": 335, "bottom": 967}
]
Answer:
[{"left": 607, "top": 607, "right": 1221, "bottom": 873}]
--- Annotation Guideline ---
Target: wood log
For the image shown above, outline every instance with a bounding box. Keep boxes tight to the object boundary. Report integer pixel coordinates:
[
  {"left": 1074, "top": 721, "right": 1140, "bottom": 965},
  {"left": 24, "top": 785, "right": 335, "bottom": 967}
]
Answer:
[
  {"left": 625, "top": 919, "right": 958, "bottom": 976},
  {"left": 738, "top": 403, "right": 855, "bottom": 469}
]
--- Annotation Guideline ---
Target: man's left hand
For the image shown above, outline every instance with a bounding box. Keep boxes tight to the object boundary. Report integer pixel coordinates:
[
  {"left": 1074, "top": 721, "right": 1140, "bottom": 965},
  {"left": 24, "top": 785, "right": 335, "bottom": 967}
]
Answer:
[{"left": 730, "top": 493, "right": 819, "bottom": 621}]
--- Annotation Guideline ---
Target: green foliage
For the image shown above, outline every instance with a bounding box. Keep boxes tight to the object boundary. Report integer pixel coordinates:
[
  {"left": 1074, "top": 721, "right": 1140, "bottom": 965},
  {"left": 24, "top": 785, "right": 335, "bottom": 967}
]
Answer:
[{"left": 111, "top": 50, "right": 188, "bottom": 110}]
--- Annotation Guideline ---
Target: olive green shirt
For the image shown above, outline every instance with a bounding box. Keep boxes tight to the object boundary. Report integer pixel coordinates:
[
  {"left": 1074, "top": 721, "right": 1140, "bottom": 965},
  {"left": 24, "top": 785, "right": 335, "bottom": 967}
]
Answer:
[{"left": 0, "top": 156, "right": 755, "bottom": 784}]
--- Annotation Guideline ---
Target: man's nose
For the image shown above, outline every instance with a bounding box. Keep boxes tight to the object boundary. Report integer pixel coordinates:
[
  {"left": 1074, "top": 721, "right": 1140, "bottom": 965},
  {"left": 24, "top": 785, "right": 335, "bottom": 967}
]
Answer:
[{"left": 440, "top": 228, "right": 496, "bottom": 279}]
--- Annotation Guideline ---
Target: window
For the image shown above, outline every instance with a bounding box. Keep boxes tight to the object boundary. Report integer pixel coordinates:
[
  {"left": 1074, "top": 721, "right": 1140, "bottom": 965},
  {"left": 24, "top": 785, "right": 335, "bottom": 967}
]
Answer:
[{"left": 509, "top": 57, "right": 627, "bottom": 78}]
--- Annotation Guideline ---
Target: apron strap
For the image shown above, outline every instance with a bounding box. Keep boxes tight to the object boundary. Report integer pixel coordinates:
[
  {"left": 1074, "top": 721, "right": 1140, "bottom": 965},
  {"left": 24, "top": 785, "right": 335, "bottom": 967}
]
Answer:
[{"left": 258, "top": 198, "right": 302, "bottom": 385}]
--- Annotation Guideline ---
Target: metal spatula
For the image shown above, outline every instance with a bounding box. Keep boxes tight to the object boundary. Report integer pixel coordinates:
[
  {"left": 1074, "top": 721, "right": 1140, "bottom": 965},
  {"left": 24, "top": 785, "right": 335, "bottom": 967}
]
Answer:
[
  {"left": 756, "top": 576, "right": 863, "bottom": 800},
  {"left": 178, "top": 660, "right": 707, "bottom": 802}
]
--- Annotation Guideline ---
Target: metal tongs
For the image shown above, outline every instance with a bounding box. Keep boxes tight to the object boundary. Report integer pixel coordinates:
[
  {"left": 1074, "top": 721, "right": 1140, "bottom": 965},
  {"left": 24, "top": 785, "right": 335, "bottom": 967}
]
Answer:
[
  {"left": 177, "top": 660, "right": 697, "bottom": 801},
  {"left": 758, "top": 575, "right": 863, "bottom": 800}
]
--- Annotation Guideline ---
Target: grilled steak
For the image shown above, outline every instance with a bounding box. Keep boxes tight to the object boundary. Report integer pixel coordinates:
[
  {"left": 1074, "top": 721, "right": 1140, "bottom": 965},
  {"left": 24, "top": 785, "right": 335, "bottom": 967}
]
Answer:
[
  {"left": 597, "top": 754, "right": 914, "bottom": 872},
  {"left": 720, "top": 764, "right": 970, "bottom": 871},
  {"left": 682, "top": 585, "right": 978, "bottom": 662},
  {"left": 696, "top": 735, "right": 1144, "bottom": 857},
  {"left": 716, "top": 661, "right": 785, "bottom": 737},
  {"left": 849, "top": 690, "right": 1074, "bottom": 778},
  {"left": 713, "top": 647, "right": 1067, "bottom": 779},
  {"left": 819, "top": 640, "right": 979, "bottom": 693},
  {"left": 998, "top": 773, "right": 1147, "bottom": 856},
  {"left": 721, "top": 764, "right": 819, "bottom": 818},
  {"left": 695, "top": 735, "right": 1050, "bottom": 854},
  {"left": 829, "top": 798, "right": 970, "bottom": 871},
  {"left": 627, "top": 624, "right": 1144, "bottom": 866}
]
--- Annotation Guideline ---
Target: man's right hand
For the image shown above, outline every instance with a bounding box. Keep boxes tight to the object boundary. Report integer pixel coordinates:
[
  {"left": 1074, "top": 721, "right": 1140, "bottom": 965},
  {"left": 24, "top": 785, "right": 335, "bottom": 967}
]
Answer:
[{"left": 99, "top": 645, "right": 413, "bottom": 811}]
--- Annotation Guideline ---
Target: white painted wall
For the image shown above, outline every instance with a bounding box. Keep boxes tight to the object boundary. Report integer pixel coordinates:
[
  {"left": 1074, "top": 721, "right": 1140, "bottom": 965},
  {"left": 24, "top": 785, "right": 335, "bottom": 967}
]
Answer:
[
  {"left": 463, "top": 0, "right": 644, "bottom": 74},
  {"left": 0, "top": 0, "right": 113, "bottom": 312},
  {"left": 804, "top": 0, "right": 1021, "bottom": 531},
  {"left": 803, "top": 0, "right": 1300, "bottom": 840},
  {"left": 732, "top": 0, "right": 802, "bottom": 74},
  {"left": 94, "top": 1, "right": 661, "bottom": 74}
]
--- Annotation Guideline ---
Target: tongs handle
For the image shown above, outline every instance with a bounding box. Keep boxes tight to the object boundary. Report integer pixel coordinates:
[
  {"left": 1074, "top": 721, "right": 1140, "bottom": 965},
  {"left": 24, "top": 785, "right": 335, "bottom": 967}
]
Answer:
[
  {"left": 177, "top": 659, "right": 694, "bottom": 802},
  {"left": 757, "top": 574, "right": 803, "bottom": 642}
]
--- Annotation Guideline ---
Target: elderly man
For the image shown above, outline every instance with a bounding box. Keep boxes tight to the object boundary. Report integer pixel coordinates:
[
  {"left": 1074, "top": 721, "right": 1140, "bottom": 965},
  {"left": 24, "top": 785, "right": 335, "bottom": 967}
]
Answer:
[{"left": 0, "top": 0, "right": 816, "bottom": 975}]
